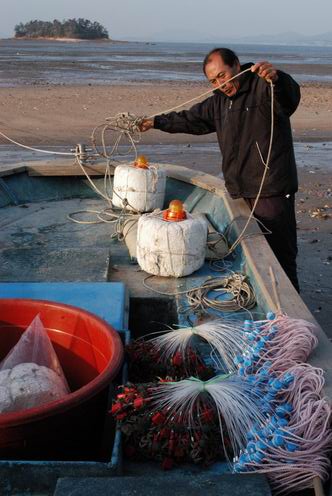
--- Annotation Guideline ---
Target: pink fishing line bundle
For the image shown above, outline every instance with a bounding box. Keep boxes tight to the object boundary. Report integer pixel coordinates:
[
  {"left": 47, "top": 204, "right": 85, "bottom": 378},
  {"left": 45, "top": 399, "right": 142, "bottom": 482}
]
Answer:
[
  {"left": 237, "top": 313, "right": 318, "bottom": 376},
  {"left": 234, "top": 363, "right": 332, "bottom": 494}
]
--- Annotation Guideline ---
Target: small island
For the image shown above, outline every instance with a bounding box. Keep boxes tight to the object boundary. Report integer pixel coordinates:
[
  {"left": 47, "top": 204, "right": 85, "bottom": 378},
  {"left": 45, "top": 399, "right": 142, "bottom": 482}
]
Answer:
[{"left": 14, "top": 18, "right": 109, "bottom": 40}]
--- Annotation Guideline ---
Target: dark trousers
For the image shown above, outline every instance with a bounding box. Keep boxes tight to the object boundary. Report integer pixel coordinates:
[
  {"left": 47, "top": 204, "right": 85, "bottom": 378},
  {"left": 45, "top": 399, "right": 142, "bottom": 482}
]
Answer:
[{"left": 245, "top": 195, "right": 300, "bottom": 292}]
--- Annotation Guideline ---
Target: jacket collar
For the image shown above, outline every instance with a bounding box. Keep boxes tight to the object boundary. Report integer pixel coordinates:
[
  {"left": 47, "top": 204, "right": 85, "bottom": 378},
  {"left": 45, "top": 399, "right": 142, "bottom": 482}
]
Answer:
[{"left": 235, "top": 62, "right": 254, "bottom": 96}]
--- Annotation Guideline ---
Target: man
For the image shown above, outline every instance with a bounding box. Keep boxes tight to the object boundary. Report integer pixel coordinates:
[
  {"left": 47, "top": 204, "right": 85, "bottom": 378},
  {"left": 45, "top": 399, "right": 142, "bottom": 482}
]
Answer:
[{"left": 139, "top": 48, "right": 301, "bottom": 292}]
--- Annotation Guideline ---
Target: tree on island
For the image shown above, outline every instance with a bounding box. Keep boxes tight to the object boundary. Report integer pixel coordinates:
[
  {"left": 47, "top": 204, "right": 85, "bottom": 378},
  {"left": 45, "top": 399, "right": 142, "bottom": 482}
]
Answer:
[{"left": 14, "top": 18, "right": 109, "bottom": 40}]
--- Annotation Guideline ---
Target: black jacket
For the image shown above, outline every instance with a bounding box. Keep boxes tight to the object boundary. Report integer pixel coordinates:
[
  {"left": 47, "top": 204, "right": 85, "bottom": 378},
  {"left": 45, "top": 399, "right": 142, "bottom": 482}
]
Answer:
[{"left": 154, "top": 63, "right": 301, "bottom": 198}]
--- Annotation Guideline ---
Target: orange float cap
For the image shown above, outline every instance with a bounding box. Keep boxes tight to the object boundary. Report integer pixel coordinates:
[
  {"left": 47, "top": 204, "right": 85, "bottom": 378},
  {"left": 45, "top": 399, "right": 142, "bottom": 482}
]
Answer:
[
  {"left": 134, "top": 155, "right": 149, "bottom": 169},
  {"left": 163, "top": 199, "right": 187, "bottom": 221}
]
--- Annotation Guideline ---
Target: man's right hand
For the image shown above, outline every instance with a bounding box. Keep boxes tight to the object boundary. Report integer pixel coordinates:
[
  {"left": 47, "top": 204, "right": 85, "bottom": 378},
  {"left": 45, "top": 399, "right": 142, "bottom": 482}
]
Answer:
[{"left": 139, "top": 118, "right": 154, "bottom": 132}]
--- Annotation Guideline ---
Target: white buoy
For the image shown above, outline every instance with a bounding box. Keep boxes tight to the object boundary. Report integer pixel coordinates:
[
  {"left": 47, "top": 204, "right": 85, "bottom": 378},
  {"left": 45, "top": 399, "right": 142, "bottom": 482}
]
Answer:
[
  {"left": 137, "top": 200, "right": 208, "bottom": 277},
  {"left": 112, "top": 156, "right": 166, "bottom": 213}
]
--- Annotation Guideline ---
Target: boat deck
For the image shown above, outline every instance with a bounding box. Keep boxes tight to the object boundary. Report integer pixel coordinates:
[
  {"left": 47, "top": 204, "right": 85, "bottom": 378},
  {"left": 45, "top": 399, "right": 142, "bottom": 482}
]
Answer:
[{"left": 1, "top": 198, "right": 112, "bottom": 282}]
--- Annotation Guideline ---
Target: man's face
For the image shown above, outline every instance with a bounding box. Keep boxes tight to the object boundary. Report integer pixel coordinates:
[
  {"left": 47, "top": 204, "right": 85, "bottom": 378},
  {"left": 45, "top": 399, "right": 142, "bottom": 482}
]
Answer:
[{"left": 205, "top": 53, "right": 240, "bottom": 97}]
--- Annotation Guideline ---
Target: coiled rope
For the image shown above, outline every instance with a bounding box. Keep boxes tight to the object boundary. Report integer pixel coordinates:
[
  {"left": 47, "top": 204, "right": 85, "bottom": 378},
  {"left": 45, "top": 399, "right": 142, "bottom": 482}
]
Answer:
[
  {"left": 91, "top": 112, "right": 143, "bottom": 160},
  {"left": 186, "top": 274, "right": 256, "bottom": 313},
  {"left": 143, "top": 271, "right": 256, "bottom": 315}
]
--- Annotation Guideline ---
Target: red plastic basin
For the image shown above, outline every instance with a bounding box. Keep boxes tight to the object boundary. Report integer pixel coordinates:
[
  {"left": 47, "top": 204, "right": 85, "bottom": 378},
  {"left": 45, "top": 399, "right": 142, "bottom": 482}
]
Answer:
[{"left": 0, "top": 298, "right": 124, "bottom": 460}]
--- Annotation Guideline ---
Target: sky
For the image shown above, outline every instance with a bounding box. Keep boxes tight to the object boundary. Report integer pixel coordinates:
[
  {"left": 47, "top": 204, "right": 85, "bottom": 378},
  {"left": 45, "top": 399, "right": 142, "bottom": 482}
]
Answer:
[{"left": 0, "top": 0, "right": 331, "bottom": 42}]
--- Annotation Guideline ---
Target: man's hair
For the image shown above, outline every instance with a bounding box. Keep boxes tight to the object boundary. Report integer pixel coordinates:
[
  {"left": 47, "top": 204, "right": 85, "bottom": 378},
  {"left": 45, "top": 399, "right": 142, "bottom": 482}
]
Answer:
[{"left": 203, "top": 48, "right": 240, "bottom": 75}]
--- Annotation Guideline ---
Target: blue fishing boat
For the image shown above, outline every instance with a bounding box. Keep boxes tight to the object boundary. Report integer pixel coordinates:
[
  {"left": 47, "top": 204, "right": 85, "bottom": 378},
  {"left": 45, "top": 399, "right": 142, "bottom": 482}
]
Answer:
[{"left": 0, "top": 158, "right": 331, "bottom": 496}]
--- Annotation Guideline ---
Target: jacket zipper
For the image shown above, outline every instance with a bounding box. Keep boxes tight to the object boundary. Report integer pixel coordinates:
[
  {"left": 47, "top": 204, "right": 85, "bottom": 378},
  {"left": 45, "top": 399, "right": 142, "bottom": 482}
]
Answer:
[{"left": 223, "top": 99, "right": 233, "bottom": 128}]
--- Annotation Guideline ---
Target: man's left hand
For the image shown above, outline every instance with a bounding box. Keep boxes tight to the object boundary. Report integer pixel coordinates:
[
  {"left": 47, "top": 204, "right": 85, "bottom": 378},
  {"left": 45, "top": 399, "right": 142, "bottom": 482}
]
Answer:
[{"left": 251, "top": 61, "right": 278, "bottom": 83}]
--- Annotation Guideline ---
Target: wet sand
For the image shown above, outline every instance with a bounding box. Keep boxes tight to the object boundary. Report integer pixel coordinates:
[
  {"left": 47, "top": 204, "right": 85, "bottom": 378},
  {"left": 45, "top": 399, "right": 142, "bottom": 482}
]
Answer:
[{"left": 0, "top": 81, "right": 331, "bottom": 334}]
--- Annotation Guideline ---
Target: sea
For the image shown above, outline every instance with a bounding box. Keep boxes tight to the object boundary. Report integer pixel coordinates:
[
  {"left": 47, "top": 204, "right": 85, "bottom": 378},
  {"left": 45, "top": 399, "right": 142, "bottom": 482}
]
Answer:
[{"left": 0, "top": 39, "right": 332, "bottom": 86}]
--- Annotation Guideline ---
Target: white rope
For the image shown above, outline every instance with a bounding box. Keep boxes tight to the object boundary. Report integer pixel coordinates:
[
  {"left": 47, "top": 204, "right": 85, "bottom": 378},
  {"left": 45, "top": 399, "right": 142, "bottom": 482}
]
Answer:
[
  {"left": 91, "top": 112, "right": 142, "bottom": 160},
  {"left": 0, "top": 130, "right": 77, "bottom": 156},
  {"left": 185, "top": 274, "right": 256, "bottom": 313},
  {"left": 76, "top": 156, "right": 112, "bottom": 204},
  {"left": 226, "top": 81, "right": 275, "bottom": 256},
  {"left": 146, "top": 67, "right": 253, "bottom": 119},
  {"left": 87, "top": 69, "right": 254, "bottom": 164},
  {"left": 68, "top": 156, "right": 140, "bottom": 239},
  {"left": 142, "top": 272, "right": 256, "bottom": 316}
]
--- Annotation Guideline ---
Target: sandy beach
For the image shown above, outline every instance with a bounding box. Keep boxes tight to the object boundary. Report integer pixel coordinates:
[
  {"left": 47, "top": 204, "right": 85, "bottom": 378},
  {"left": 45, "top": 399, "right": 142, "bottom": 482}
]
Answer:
[
  {"left": 0, "top": 79, "right": 331, "bottom": 334},
  {"left": 0, "top": 82, "right": 332, "bottom": 144}
]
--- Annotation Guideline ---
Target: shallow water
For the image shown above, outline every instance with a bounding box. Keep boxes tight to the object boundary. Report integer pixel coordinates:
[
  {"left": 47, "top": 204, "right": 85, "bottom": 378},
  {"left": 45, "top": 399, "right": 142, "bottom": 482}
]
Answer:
[{"left": 1, "top": 39, "right": 332, "bottom": 86}]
